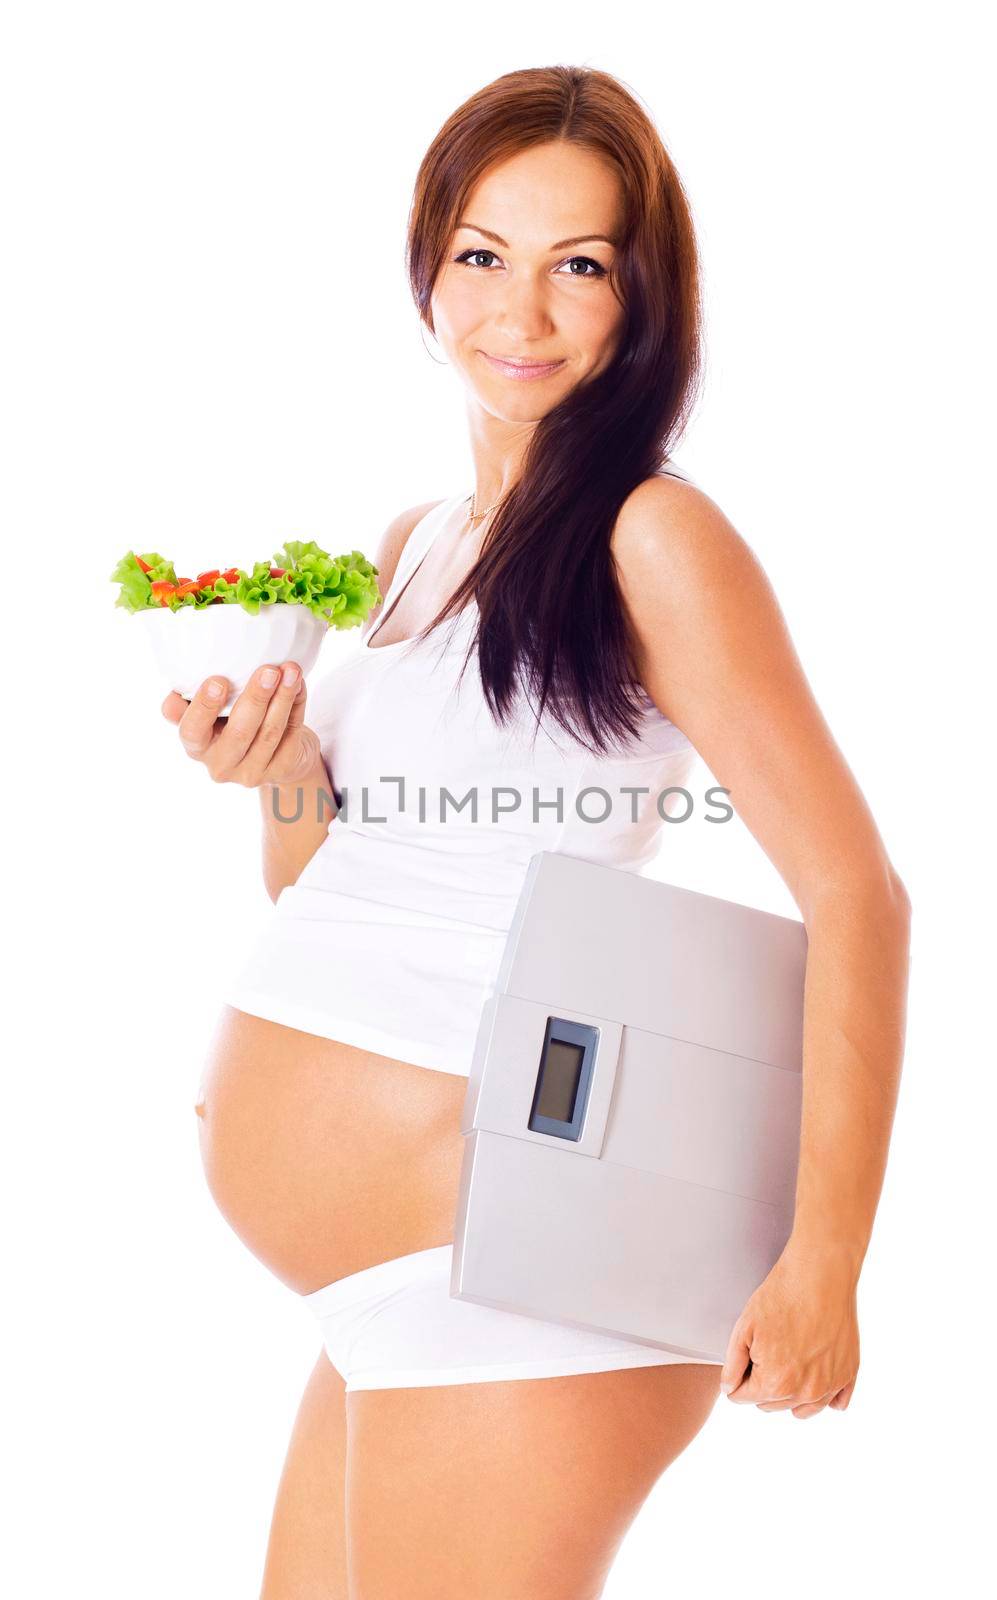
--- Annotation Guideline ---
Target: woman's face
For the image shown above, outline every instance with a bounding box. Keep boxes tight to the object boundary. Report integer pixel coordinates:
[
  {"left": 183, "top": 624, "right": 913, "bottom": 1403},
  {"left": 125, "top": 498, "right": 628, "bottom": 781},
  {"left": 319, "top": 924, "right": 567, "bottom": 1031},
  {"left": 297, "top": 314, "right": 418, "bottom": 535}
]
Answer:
[{"left": 429, "top": 140, "right": 627, "bottom": 424}]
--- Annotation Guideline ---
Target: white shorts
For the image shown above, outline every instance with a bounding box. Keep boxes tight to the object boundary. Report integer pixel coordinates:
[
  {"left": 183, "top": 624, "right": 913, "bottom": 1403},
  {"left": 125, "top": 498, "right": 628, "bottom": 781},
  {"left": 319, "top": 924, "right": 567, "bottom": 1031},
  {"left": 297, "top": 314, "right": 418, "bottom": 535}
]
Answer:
[{"left": 302, "top": 1242, "right": 722, "bottom": 1392}]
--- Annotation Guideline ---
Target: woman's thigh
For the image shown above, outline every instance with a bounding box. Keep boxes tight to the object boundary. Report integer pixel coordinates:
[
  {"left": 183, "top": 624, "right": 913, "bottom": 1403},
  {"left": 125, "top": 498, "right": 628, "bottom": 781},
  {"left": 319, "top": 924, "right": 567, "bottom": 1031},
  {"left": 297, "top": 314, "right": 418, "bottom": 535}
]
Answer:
[
  {"left": 346, "top": 1361, "right": 721, "bottom": 1600},
  {"left": 260, "top": 1350, "right": 349, "bottom": 1600}
]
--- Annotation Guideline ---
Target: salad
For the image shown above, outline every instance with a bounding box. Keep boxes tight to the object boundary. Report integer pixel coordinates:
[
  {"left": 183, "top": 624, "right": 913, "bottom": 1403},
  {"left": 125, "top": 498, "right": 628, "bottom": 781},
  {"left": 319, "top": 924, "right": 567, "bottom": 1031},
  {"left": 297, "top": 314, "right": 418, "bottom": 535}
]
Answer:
[{"left": 110, "top": 539, "right": 380, "bottom": 630}]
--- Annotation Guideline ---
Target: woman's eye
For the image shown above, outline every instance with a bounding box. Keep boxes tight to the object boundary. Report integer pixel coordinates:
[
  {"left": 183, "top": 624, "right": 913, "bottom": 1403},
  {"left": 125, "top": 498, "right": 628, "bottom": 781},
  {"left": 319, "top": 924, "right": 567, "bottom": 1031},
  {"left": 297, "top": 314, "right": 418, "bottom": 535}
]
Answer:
[
  {"left": 557, "top": 256, "right": 607, "bottom": 278},
  {"left": 454, "top": 249, "right": 607, "bottom": 279},
  {"left": 456, "top": 249, "right": 499, "bottom": 269}
]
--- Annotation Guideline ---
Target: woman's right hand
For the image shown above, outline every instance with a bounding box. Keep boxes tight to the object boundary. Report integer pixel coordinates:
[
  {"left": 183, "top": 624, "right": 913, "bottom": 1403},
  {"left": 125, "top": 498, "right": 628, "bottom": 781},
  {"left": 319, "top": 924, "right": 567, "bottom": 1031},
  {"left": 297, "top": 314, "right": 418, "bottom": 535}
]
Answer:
[{"left": 161, "top": 661, "right": 323, "bottom": 788}]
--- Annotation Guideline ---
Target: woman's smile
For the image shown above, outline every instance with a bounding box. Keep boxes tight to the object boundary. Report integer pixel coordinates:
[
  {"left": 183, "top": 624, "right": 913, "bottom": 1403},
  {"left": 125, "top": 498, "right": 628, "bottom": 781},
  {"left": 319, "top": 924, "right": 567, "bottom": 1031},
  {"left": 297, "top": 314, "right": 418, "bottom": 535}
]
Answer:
[{"left": 479, "top": 350, "right": 567, "bottom": 381}]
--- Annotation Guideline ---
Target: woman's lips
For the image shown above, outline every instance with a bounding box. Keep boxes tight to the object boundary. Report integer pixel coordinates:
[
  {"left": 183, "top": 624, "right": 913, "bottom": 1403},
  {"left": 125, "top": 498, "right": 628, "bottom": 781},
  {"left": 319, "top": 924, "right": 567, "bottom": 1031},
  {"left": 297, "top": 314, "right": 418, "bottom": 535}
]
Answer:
[{"left": 481, "top": 352, "right": 567, "bottom": 381}]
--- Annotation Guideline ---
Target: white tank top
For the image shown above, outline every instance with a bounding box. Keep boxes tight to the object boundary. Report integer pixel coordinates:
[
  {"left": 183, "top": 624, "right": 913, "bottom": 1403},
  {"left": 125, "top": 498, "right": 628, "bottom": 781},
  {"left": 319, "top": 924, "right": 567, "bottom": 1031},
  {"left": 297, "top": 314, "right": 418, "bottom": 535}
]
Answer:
[{"left": 224, "top": 467, "right": 700, "bottom": 1074}]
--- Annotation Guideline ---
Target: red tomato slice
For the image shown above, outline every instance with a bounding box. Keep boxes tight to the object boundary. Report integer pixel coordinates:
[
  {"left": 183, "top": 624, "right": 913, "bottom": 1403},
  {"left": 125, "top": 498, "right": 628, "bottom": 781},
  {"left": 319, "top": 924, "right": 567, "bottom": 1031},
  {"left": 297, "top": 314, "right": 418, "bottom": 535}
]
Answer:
[
  {"left": 222, "top": 567, "right": 240, "bottom": 584},
  {"left": 150, "top": 580, "right": 177, "bottom": 606},
  {"left": 269, "top": 566, "right": 286, "bottom": 578},
  {"left": 136, "top": 555, "right": 152, "bottom": 574},
  {"left": 196, "top": 570, "right": 221, "bottom": 587}
]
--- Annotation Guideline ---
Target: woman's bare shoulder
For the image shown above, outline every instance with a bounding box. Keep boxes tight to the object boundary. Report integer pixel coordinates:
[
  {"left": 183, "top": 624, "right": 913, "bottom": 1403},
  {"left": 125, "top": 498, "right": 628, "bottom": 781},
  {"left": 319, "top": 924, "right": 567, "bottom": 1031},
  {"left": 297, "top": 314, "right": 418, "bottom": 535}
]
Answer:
[
  {"left": 362, "top": 499, "right": 449, "bottom": 635},
  {"left": 609, "top": 473, "right": 907, "bottom": 916},
  {"left": 611, "top": 471, "right": 758, "bottom": 588}
]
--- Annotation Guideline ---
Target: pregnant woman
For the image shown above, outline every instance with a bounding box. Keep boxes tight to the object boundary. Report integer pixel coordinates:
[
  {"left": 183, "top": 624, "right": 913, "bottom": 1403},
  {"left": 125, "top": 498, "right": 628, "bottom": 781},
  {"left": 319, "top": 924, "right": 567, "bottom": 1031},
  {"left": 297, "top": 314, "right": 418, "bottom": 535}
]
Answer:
[{"left": 168, "top": 66, "right": 911, "bottom": 1600}]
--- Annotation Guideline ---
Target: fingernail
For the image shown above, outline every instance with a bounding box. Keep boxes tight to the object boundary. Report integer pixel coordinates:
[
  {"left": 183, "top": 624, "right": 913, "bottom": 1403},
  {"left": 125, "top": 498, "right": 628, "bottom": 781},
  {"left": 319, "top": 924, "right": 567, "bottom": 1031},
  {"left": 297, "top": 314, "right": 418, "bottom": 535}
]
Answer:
[
  {"left": 281, "top": 664, "right": 298, "bottom": 686},
  {"left": 261, "top": 667, "right": 279, "bottom": 687},
  {"left": 207, "top": 679, "right": 225, "bottom": 698}
]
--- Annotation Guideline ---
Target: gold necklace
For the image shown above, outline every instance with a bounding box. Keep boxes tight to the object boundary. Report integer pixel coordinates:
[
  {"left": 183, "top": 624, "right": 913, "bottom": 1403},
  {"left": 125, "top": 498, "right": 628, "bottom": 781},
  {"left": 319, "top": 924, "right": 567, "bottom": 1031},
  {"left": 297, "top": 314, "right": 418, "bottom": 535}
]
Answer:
[{"left": 467, "top": 491, "right": 504, "bottom": 522}]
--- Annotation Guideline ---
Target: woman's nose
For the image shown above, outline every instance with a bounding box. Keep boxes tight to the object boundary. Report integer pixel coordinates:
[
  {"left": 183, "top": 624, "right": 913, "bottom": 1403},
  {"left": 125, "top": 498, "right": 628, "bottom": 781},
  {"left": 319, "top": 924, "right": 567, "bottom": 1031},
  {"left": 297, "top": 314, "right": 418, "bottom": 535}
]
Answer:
[{"left": 494, "top": 282, "right": 555, "bottom": 342}]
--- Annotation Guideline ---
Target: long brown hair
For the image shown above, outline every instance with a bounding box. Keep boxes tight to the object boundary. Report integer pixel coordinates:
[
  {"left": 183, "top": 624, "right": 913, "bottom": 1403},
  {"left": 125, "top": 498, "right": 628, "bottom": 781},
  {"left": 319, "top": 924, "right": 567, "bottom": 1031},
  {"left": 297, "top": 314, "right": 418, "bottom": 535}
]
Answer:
[{"left": 406, "top": 65, "right": 703, "bottom": 755}]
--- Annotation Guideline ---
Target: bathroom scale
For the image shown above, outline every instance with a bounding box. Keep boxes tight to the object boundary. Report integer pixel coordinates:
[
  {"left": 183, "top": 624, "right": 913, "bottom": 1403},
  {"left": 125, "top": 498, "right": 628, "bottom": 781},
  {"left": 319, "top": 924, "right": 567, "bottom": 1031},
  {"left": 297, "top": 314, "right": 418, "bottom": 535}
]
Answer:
[{"left": 450, "top": 849, "right": 808, "bottom": 1363}]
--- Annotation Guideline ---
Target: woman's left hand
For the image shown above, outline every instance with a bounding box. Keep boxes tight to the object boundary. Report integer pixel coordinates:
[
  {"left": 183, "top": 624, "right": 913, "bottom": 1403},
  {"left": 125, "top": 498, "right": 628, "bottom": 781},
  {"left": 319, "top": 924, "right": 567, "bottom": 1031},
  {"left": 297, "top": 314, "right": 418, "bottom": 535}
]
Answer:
[{"left": 719, "top": 1237, "right": 861, "bottom": 1418}]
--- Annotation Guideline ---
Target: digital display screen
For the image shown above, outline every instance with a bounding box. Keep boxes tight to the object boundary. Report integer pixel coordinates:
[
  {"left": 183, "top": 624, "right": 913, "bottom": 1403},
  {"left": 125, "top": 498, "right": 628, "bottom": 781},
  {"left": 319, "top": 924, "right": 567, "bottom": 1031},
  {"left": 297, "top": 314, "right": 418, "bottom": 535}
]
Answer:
[{"left": 536, "top": 1038, "right": 584, "bottom": 1123}]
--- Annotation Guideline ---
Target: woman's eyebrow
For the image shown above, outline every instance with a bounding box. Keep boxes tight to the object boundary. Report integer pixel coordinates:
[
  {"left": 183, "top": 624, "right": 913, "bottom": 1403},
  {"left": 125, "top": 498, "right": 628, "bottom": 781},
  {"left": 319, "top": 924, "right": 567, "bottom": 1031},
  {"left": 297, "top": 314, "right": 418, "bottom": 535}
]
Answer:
[{"left": 455, "top": 221, "right": 618, "bottom": 250}]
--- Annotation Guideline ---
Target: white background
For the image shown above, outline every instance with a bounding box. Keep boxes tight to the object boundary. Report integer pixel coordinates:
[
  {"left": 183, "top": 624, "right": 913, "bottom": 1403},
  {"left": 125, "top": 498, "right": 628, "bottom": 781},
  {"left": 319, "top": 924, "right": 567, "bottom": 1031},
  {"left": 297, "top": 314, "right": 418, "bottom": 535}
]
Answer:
[{"left": 3, "top": 2, "right": 993, "bottom": 1595}]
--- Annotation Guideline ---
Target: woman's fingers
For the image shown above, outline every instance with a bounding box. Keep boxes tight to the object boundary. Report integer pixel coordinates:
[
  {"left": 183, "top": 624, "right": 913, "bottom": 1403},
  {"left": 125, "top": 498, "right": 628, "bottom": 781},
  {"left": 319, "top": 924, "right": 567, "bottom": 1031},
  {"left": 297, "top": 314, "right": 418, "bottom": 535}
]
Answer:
[
  {"left": 160, "top": 689, "right": 191, "bottom": 724},
  {"left": 719, "top": 1328, "right": 752, "bottom": 1397},
  {"left": 828, "top": 1378, "right": 856, "bottom": 1410},
  {"left": 757, "top": 1386, "right": 836, "bottom": 1416},
  {"left": 234, "top": 665, "right": 309, "bottom": 786},
  {"left": 168, "top": 665, "right": 311, "bottom": 786},
  {"left": 731, "top": 1363, "right": 851, "bottom": 1417},
  {"left": 283, "top": 670, "right": 308, "bottom": 726},
  {"left": 201, "top": 666, "right": 285, "bottom": 777},
  {"left": 789, "top": 1398, "right": 832, "bottom": 1419},
  {"left": 176, "top": 676, "right": 231, "bottom": 760}
]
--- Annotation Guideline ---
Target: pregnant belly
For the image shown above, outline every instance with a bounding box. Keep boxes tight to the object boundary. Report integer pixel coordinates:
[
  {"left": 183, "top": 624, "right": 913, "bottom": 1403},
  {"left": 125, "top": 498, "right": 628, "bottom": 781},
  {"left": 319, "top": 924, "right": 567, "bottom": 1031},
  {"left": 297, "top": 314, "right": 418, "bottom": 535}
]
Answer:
[{"left": 194, "top": 1004, "right": 468, "bottom": 1295}]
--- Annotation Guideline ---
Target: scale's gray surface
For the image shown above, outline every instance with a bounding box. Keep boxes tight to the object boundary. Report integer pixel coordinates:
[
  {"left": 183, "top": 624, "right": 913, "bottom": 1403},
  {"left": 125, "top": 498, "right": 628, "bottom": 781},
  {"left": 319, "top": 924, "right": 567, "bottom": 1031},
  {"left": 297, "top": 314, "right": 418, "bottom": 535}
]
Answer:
[{"left": 451, "top": 851, "right": 808, "bottom": 1363}]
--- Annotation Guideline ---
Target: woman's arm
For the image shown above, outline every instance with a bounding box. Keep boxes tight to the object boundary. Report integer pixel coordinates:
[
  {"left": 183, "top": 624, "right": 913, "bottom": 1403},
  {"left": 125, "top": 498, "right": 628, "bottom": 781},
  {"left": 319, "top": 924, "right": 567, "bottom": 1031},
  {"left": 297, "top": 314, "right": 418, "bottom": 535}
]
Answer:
[
  {"left": 259, "top": 748, "right": 338, "bottom": 903},
  {"left": 260, "top": 498, "right": 449, "bottom": 903},
  {"left": 612, "top": 475, "right": 912, "bottom": 1412}
]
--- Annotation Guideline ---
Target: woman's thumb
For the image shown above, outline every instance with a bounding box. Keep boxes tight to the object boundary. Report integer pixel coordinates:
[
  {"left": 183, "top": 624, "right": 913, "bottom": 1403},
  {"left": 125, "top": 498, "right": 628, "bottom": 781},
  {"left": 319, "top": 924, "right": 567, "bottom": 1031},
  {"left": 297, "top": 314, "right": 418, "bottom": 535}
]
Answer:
[{"left": 720, "top": 1323, "right": 752, "bottom": 1395}]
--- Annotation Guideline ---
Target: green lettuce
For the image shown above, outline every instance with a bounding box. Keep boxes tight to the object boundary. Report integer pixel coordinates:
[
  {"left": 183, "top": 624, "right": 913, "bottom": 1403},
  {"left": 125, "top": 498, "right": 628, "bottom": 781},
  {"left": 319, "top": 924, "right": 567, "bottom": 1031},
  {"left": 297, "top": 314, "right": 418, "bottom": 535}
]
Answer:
[{"left": 110, "top": 541, "right": 381, "bottom": 630}]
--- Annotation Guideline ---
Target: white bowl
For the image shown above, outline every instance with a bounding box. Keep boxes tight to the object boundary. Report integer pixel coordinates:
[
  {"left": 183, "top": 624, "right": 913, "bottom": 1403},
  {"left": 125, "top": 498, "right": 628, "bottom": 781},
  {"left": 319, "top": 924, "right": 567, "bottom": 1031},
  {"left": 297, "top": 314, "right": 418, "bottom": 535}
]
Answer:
[{"left": 139, "top": 600, "right": 332, "bottom": 714}]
